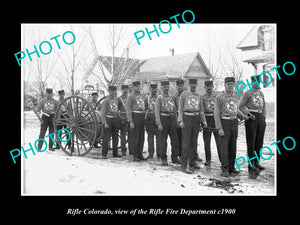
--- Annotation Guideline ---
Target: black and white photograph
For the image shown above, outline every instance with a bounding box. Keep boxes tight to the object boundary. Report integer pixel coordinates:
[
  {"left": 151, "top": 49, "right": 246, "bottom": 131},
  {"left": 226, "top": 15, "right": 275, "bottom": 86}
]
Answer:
[
  {"left": 4, "top": 4, "right": 298, "bottom": 220},
  {"left": 20, "top": 23, "right": 276, "bottom": 196}
]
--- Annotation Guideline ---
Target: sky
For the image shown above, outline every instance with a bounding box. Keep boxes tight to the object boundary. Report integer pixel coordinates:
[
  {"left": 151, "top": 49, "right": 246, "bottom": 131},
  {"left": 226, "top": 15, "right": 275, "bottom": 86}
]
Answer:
[{"left": 21, "top": 23, "right": 274, "bottom": 93}]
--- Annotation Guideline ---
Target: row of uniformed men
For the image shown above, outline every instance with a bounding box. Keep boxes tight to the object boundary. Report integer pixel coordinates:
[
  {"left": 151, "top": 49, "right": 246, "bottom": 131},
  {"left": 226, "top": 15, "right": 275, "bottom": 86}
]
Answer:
[
  {"left": 32, "top": 75, "right": 266, "bottom": 177},
  {"left": 99, "top": 75, "right": 266, "bottom": 176}
]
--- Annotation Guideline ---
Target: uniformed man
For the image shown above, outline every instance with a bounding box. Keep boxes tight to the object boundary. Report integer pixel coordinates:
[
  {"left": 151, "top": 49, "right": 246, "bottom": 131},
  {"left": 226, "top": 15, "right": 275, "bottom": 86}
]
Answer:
[
  {"left": 118, "top": 84, "right": 129, "bottom": 156},
  {"left": 174, "top": 78, "right": 184, "bottom": 158},
  {"left": 33, "top": 88, "right": 59, "bottom": 151},
  {"left": 54, "top": 90, "right": 71, "bottom": 149},
  {"left": 100, "top": 85, "right": 121, "bottom": 159},
  {"left": 239, "top": 75, "right": 266, "bottom": 175},
  {"left": 126, "top": 81, "right": 147, "bottom": 162},
  {"left": 145, "top": 83, "right": 161, "bottom": 159},
  {"left": 90, "top": 92, "right": 98, "bottom": 108},
  {"left": 214, "top": 77, "right": 248, "bottom": 177},
  {"left": 89, "top": 91, "right": 101, "bottom": 148},
  {"left": 155, "top": 80, "right": 181, "bottom": 166},
  {"left": 178, "top": 79, "right": 207, "bottom": 174},
  {"left": 202, "top": 81, "right": 222, "bottom": 166}
]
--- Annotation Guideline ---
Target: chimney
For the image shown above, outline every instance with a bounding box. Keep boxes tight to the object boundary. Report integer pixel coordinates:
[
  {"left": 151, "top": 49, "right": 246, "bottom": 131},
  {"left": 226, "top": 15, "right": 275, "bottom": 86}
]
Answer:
[{"left": 169, "top": 48, "right": 175, "bottom": 56}]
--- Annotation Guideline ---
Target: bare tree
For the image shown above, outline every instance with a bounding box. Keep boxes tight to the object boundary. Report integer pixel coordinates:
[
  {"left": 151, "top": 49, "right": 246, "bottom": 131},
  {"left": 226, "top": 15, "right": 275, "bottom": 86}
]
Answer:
[
  {"left": 24, "top": 27, "right": 60, "bottom": 99},
  {"left": 83, "top": 25, "right": 141, "bottom": 91},
  {"left": 53, "top": 26, "right": 88, "bottom": 95},
  {"left": 221, "top": 42, "right": 244, "bottom": 84}
]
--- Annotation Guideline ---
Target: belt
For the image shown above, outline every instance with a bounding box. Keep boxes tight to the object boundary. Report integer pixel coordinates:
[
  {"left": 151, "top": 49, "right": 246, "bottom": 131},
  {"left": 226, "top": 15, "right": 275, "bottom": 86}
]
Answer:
[
  {"left": 42, "top": 112, "right": 54, "bottom": 117},
  {"left": 160, "top": 112, "right": 174, "bottom": 116},
  {"left": 248, "top": 109, "right": 262, "bottom": 113},
  {"left": 204, "top": 113, "right": 214, "bottom": 116},
  {"left": 184, "top": 112, "right": 199, "bottom": 116},
  {"left": 132, "top": 110, "right": 145, "bottom": 114},
  {"left": 221, "top": 116, "right": 237, "bottom": 120},
  {"left": 106, "top": 115, "right": 116, "bottom": 118}
]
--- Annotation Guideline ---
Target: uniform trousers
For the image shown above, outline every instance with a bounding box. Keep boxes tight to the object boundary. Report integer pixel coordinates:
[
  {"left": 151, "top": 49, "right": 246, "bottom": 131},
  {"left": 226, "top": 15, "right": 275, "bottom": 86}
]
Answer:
[
  {"left": 102, "top": 117, "right": 119, "bottom": 156},
  {"left": 220, "top": 118, "right": 238, "bottom": 173},
  {"left": 159, "top": 114, "right": 179, "bottom": 162},
  {"left": 128, "top": 112, "right": 145, "bottom": 159},
  {"left": 202, "top": 115, "right": 222, "bottom": 162},
  {"left": 38, "top": 114, "right": 54, "bottom": 150},
  {"left": 181, "top": 114, "right": 200, "bottom": 169},
  {"left": 245, "top": 112, "right": 266, "bottom": 168},
  {"left": 176, "top": 126, "right": 182, "bottom": 157},
  {"left": 119, "top": 118, "right": 128, "bottom": 153},
  {"left": 145, "top": 113, "right": 161, "bottom": 157},
  {"left": 56, "top": 113, "right": 71, "bottom": 146}
]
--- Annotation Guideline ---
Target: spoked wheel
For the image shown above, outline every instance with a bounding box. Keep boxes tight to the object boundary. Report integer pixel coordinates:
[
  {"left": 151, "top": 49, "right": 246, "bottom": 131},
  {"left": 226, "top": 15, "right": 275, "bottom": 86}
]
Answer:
[{"left": 54, "top": 96, "right": 99, "bottom": 156}]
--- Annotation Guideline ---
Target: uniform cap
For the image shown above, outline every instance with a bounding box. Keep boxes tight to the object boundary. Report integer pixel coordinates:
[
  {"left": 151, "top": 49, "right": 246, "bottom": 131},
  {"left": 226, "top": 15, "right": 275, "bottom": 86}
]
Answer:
[
  {"left": 46, "top": 88, "right": 53, "bottom": 94},
  {"left": 132, "top": 81, "right": 141, "bottom": 86},
  {"left": 58, "top": 90, "right": 65, "bottom": 95},
  {"left": 204, "top": 80, "right": 213, "bottom": 87},
  {"left": 161, "top": 80, "right": 169, "bottom": 86},
  {"left": 150, "top": 83, "right": 158, "bottom": 89},
  {"left": 188, "top": 79, "right": 198, "bottom": 84},
  {"left": 121, "top": 84, "right": 129, "bottom": 89},
  {"left": 108, "top": 85, "right": 117, "bottom": 91},
  {"left": 224, "top": 77, "right": 235, "bottom": 83},
  {"left": 176, "top": 78, "right": 184, "bottom": 85}
]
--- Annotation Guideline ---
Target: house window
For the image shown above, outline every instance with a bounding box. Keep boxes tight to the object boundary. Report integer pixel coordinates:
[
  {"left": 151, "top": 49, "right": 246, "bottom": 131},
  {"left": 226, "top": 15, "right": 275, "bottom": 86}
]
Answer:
[{"left": 189, "top": 66, "right": 201, "bottom": 72}]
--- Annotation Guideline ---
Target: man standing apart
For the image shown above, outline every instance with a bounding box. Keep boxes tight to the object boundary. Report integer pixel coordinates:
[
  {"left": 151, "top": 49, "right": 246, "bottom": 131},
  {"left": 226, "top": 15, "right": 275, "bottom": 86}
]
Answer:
[
  {"left": 155, "top": 81, "right": 181, "bottom": 166},
  {"left": 239, "top": 75, "right": 266, "bottom": 175},
  {"left": 127, "top": 81, "right": 147, "bottom": 162},
  {"left": 202, "top": 81, "right": 222, "bottom": 166},
  {"left": 178, "top": 79, "right": 207, "bottom": 174},
  {"left": 214, "top": 77, "right": 248, "bottom": 177},
  {"left": 33, "top": 88, "right": 59, "bottom": 151},
  {"left": 100, "top": 85, "right": 121, "bottom": 159},
  {"left": 145, "top": 83, "right": 161, "bottom": 159},
  {"left": 118, "top": 84, "right": 129, "bottom": 156}
]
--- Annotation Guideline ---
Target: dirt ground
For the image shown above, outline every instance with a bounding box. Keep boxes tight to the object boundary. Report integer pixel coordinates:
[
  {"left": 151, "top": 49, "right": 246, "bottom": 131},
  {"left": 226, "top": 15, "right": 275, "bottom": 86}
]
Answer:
[{"left": 22, "top": 111, "right": 275, "bottom": 195}]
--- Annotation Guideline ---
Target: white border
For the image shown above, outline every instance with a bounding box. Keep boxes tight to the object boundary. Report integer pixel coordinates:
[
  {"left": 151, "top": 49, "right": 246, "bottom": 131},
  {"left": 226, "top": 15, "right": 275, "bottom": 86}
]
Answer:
[{"left": 20, "top": 23, "right": 277, "bottom": 196}]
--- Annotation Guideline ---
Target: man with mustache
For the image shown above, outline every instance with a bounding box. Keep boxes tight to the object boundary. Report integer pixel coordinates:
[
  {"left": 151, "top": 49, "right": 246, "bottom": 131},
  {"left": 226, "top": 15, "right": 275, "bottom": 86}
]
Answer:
[
  {"left": 178, "top": 79, "right": 207, "bottom": 174},
  {"left": 201, "top": 80, "right": 222, "bottom": 166},
  {"left": 155, "top": 80, "right": 181, "bottom": 166},
  {"left": 239, "top": 75, "right": 266, "bottom": 176},
  {"left": 214, "top": 77, "right": 248, "bottom": 177},
  {"left": 145, "top": 83, "right": 161, "bottom": 159}
]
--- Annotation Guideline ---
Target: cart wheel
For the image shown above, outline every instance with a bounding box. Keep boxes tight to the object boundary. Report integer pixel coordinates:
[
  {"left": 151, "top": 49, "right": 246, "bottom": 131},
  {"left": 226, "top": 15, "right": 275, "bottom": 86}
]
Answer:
[{"left": 54, "top": 95, "right": 99, "bottom": 156}]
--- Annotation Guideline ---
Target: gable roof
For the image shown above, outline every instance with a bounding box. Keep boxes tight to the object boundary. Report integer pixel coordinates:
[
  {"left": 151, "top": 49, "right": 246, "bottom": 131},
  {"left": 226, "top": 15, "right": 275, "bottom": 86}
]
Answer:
[
  {"left": 135, "top": 52, "right": 211, "bottom": 81},
  {"left": 236, "top": 26, "right": 260, "bottom": 49}
]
